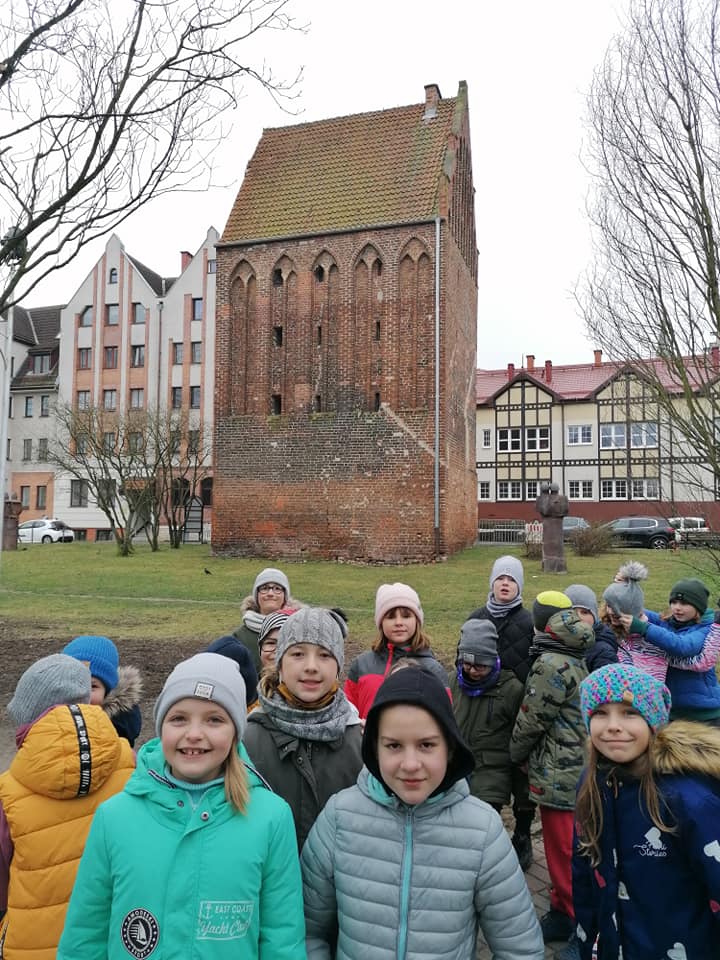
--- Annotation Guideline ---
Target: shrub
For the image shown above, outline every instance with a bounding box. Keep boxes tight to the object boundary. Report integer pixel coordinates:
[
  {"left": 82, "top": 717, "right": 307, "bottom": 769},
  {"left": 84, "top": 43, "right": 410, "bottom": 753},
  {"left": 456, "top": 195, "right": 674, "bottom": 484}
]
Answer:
[{"left": 571, "top": 523, "right": 612, "bottom": 557}]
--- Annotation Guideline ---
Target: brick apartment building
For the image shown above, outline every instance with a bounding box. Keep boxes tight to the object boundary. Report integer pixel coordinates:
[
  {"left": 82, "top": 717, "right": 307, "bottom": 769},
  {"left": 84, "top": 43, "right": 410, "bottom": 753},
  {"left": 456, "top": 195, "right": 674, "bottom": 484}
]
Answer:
[{"left": 212, "top": 82, "right": 479, "bottom": 561}]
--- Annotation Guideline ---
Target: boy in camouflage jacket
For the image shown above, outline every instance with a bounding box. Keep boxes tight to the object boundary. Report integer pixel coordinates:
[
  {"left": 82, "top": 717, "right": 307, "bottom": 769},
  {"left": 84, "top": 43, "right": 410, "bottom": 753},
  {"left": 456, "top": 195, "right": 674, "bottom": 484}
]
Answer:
[{"left": 510, "top": 591, "right": 592, "bottom": 948}]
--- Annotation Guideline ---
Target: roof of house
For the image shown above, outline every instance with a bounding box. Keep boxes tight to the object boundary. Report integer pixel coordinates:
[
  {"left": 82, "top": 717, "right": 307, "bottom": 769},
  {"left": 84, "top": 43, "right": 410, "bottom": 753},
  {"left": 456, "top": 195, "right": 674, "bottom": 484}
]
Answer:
[
  {"left": 221, "top": 84, "right": 465, "bottom": 244},
  {"left": 476, "top": 354, "right": 720, "bottom": 404},
  {"left": 10, "top": 305, "right": 62, "bottom": 390},
  {"left": 128, "top": 255, "right": 175, "bottom": 296}
]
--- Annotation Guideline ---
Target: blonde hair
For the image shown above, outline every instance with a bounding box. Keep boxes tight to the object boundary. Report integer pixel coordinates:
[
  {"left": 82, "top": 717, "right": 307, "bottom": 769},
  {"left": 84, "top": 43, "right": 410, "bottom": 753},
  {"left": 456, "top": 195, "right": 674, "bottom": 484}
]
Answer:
[
  {"left": 372, "top": 607, "right": 432, "bottom": 654},
  {"left": 258, "top": 666, "right": 280, "bottom": 698},
  {"left": 575, "top": 739, "right": 675, "bottom": 867},
  {"left": 224, "top": 739, "right": 250, "bottom": 814}
]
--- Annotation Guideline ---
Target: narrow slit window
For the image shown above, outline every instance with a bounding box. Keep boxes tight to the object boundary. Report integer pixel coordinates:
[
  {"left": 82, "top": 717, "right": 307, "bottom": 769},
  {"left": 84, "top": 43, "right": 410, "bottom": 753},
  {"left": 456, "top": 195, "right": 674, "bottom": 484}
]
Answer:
[
  {"left": 273, "top": 326, "right": 283, "bottom": 347},
  {"left": 271, "top": 394, "right": 282, "bottom": 415}
]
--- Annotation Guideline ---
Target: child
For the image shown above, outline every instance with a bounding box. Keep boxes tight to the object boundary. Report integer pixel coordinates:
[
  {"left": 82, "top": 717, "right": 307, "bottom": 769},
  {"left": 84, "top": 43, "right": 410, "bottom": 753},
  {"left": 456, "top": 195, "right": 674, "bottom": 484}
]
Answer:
[
  {"left": 233, "top": 567, "right": 302, "bottom": 673},
  {"left": 256, "top": 610, "right": 291, "bottom": 673},
  {"left": 573, "top": 663, "right": 720, "bottom": 959},
  {"left": 243, "top": 608, "right": 362, "bottom": 849},
  {"left": 344, "top": 582, "right": 449, "bottom": 719},
  {"left": 611, "top": 575, "right": 720, "bottom": 725},
  {"left": 510, "top": 591, "right": 593, "bottom": 949},
  {"left": 450, "top": 619, "right": 527, "bottom": 860},
  {"left": 63, "top": 634, "right": 143, "bottom": 746},
  {"left": 301, "top": 668, "right": 544, "bottom": 959},
  {"left": 58, "top": 652, "right": 306, "bottom": 959},
  {"left": 602, "top": 562, "right": 669, "bottom": 681},
  {"left": 0, "top": 654, "right": 135, "bottom": 957},
  {"left": 564, "top": 584, "right": 618, "bottom": 672},
  {"left": 205, "top": 634, "right": 259, "bottom": 709}
]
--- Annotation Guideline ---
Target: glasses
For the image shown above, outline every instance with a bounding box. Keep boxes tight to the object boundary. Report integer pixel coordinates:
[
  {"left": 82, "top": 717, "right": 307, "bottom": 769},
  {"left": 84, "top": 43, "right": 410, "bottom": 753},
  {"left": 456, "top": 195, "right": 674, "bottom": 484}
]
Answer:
[{"left": 258, "top": 583, "right": 285, "bottom": 594}]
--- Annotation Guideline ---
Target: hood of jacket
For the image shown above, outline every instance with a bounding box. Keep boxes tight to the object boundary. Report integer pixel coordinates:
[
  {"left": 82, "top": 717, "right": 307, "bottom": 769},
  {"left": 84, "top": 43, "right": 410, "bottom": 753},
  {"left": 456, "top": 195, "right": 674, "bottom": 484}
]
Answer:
[
  {"left": 9, "top": 703, "right": 128, "bottom": 800},
  {"left": 356, "top": 765, "right": 470, "bottom": 818},
  {"left": 104, "top": 663, "right": 143, "bottom": 719},
  {"left": 537, "top": 608, "right": 594, "bottom": 653},
  {"left": 651, "top": 719, "right": 720, "bottom": 777}
]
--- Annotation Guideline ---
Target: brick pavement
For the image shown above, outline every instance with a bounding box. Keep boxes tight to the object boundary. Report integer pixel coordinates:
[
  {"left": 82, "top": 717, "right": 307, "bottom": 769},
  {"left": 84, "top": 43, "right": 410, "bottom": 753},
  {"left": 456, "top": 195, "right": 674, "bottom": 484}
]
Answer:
[{"left": 476, "top": 820, "right": 570, "bottom": 960}]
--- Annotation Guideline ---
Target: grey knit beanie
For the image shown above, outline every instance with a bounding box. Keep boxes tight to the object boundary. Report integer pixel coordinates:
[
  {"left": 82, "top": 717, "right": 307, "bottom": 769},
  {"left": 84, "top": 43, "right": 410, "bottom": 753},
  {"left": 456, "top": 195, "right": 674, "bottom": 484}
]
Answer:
[
  {"left": 458, "top": 619, "right": 498, "bottom": 666},
  {"left": 154, "top": 652, "right": 247, "bottom": 739},
  {"left": 603, "top": 562, "right": 648, "bottom": 617},
  {"left": 489, "top": 555, "right": 524, "bottom": 594},
  {"left": 565, "top": 585, "right": 599, "bottom": 622},
  {"left": 252, "top": 567, "right": 290, "bottom": 603},
  {"left": 8, "top": 654, "right": 92, "bottom": 727},
  {"left": 276, "top": 607, "right": 345, "bottom": 670}
]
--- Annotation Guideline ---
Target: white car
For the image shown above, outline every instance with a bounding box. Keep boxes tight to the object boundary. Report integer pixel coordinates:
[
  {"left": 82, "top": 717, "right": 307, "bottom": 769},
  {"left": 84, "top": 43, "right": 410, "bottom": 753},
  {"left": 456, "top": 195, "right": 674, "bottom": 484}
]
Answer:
[{"left": 17, "top": 518, "right": 75, "bottom": 544}]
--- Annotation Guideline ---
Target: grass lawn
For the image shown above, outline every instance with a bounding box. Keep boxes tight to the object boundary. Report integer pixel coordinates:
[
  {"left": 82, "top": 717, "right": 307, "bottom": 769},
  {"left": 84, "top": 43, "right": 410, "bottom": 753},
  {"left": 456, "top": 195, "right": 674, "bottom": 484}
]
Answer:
[{"left": 1, "top": 541, "right": 717, "bottom": 664}]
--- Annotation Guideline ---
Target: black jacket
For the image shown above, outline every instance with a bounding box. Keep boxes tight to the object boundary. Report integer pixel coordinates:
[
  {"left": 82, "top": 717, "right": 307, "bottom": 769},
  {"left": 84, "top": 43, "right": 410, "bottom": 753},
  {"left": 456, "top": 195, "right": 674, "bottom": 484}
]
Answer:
[
  {"left": 584, "top": 622, "right": 619, "bottom": 673},
  {"left": 466, "top": 604, "right": 535, "bottom": 683}
]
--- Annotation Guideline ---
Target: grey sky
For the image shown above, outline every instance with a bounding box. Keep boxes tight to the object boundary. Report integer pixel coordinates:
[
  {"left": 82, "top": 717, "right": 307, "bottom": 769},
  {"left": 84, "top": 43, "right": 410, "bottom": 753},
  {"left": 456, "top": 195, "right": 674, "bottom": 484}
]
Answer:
[{"left": 26, "top": 0, "right": 629, "bottom": 368}]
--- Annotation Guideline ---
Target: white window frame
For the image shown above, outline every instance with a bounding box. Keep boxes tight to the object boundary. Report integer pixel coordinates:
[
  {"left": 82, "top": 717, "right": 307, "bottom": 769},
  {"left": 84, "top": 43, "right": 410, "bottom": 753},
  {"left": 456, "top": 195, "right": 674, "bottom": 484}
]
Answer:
[
  {"left": 630, "top": 422, "right": 658, "bottom": 449},
  {"left": 601, "top": 478, "right": 628, "bottom": 500},
  {"left": 567, "top": 424, "right": 592, "bottom": 445},
  {"left": 497, "top": 480, "right": 523, "bottom": 500},
  {"left": 631, "top": 477, "right": 659, "bottom": 499},
  {"left": 497, "top": 428, "right": 521, "bottom": 452},
  {"left": 478, "top": 481, "right": 490, "bottom": 500},
  {"left": 600, "top": 424, "right": 626, "bottom": 449},
  {"left": 525, "top": 427, "right": 550, "bottom": 451}
]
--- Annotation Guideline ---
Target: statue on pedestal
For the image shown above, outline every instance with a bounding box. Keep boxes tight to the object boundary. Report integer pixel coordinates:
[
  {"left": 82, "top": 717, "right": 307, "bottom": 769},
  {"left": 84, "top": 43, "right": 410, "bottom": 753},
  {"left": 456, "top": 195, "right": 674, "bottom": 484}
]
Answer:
[{"left": 535, "top": 482, "right": 568, "bottom": 573}]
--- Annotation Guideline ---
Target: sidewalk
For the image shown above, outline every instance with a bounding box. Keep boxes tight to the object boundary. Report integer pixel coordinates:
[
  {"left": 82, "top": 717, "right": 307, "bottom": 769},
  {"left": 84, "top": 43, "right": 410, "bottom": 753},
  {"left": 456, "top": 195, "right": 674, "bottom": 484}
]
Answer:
[{"left": 476, "top": 821, "right": 570, "bottom": 960}]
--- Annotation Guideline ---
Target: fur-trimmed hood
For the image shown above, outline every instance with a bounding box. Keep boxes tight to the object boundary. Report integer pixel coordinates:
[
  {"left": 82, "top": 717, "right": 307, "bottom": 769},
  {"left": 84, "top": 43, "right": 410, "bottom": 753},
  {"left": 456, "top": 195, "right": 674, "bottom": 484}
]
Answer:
[
  {"left": 103, "top": 664, "right": 143, "bottom": 719},
  {"left": 239, "top": 594, "right": 304, "bottom": 615},
  {"left": 651, "top": 719, "right": 720, "bottom": 778}
]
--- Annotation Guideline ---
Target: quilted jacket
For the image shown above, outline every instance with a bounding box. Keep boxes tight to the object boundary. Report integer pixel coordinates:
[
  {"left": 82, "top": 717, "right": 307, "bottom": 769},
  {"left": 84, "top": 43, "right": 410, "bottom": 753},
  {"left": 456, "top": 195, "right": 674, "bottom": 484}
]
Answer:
[{"left": 301, "top": 768, "right": 543, "bottom": 960}]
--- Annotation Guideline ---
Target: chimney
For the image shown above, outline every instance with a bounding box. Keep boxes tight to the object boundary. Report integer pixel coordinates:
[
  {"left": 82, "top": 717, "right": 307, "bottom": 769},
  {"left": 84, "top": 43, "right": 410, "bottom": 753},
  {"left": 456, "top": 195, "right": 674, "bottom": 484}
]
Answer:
[
  {"left": 544, "top": 359, "right": 552, "bottom": 383},
  {"left": 507, "top": 362, "right": 515, "bottom": 380},
  {"left": 711, "top": 343, "right": 720, "bottom": 371},
  {"left": 423, "top": 84, "right": 441, "bottom": 121},
  {"left": 180, "top": 250, "right": 192, "bottom": 272},
  {"left": 594, "top": 349, "right": 603, "bottom": 367},
  {"left": 526, "top": 354, "right": 535, "bottom": 371}
]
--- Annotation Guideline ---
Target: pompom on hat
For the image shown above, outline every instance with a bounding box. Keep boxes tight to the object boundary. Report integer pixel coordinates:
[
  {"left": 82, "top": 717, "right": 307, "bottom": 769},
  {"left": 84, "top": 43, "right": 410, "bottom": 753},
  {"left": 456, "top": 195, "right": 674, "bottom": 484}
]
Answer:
[
  {"left": 8, "top": 654, "right": 91, "bottom": 727},
  {"left": 374, "top": 583, "right": 424, "bottom": 629},
  {"left": 580, "top": 663, "right": 671, "bottom": 732},
  {"left": 669, "top": 578, "right": 709, "bottom": 615},
  {"left": 252, "top": 567, "right": 290, "bottom": 603},
  {"left": 62, "top": 635, "right": 119, "bottom": 693},
  {"left": 602, "top": 561, "right": 648, "bottom": 617},
  {"left": 154, "top": 652, "right": 247, "bottom": 739},
  {"left": 532, "top": 590, "right": 572, "bottom": 631}
]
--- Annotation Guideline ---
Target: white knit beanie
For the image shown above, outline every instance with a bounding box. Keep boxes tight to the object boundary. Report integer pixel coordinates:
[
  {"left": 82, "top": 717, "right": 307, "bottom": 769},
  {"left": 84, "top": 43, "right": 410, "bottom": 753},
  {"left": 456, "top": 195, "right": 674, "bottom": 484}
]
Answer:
[
  {"left": 154, "top": 653, "right": 247, "bottom": 738},
  {"left": 374, "top": 583, "right": 424, "bottom": 628}
]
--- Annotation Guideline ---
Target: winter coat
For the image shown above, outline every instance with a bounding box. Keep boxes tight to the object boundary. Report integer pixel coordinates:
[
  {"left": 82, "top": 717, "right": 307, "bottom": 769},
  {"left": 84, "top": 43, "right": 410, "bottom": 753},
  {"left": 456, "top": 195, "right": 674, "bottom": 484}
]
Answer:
[
  {"left": 449, "top": 668, "right": 524, "bottom": 806},
  {"left": 344, "top": 645, "right": 450, "bottom": 719},
  {"left": 243, "top": 709, "right": 363, "bottom": 849},
  {"left": 104, "top": 663, "right": 143, "bottom": 746},
  {"left": 233, "top": 622, "right": 264, "bottom": 674},
  {"left": 0, "top": 704, "right": 134, "bottom": 960},
  {"left": 510, "top": 611, "right": 592, "bottom": 810},
  {"left": 466, "top": 604, "right": 535, "bottom": 683},
  {"left": 572, "top": 721, "right": 720, "bottom": 960},
  {"left": 643, "top": 609, "right": 720, "bottom": 718},
  {"left": 584, "top": 622, "right": 618, "bottom": 672},
  {"left": 301, "top": 768, "right": 544, "bottom": 960},
  {"left": 57, "top": 737, "right": 306, "bottom": 960}
]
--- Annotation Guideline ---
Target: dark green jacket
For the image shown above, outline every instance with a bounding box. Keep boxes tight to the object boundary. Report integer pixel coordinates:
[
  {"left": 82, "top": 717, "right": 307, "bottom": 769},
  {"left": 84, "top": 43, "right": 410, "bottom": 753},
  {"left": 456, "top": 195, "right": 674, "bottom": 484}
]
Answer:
[
  {"left": 449, "top": 668, "right": 524, "bottom": 806},
  {"left": 243, "top": 710, "right": 363, "bottom": 850},
  {"left": 510, "top": 610, "right": 592, "bottom": 810}
]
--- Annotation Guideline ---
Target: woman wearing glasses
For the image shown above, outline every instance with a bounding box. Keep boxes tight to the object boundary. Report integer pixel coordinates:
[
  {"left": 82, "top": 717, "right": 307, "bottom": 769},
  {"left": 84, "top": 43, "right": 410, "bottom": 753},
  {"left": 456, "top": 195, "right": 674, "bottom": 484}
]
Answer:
[{"left": 233, "top": 567, "right": 302, "bottom": 673}]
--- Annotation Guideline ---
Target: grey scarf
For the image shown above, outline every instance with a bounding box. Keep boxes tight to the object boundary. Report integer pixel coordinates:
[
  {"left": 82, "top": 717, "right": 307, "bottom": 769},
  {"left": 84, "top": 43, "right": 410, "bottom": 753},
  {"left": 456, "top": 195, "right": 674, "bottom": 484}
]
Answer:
[
  {"left": 485, "top": 592, "right": 523, "bottom": 619},
  {"left": 257, "top": 688, "right": 354, "bottom": 742}
]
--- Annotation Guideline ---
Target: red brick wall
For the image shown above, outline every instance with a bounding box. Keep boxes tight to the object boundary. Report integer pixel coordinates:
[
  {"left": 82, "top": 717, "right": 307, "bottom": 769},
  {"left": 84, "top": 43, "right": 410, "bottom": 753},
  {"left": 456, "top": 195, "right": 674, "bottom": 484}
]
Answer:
[{"left": 213, "top": 220, "right": 477, "bottom": 561}]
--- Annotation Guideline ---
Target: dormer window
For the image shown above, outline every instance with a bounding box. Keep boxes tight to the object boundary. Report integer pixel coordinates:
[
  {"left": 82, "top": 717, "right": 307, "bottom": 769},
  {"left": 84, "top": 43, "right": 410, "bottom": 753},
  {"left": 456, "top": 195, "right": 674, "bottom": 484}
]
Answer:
[
  {"left": 109, "top": 267, "right": 118, "bottom": 284},
  {"left": 33, "top": 354, "right": 51, "bottom": 374}
]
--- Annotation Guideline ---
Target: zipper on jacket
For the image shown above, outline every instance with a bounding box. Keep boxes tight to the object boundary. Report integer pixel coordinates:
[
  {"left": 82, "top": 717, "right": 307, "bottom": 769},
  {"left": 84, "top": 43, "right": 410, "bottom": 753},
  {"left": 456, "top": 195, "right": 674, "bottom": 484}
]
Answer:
[
  {"left": 383, "top": 644, "right": 395, "bottom": 679},
  {"left": 396, "top": 808, "right": 414, "bottom": 960}
]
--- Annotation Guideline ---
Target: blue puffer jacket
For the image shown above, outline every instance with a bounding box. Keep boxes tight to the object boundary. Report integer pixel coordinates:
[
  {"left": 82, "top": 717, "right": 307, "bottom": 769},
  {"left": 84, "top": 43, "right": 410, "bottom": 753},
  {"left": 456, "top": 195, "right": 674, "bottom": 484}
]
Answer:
[
  {"left": 58, "top": 738, "right": 306, "bottom": 960},
  {"left": 301, "top": 768, "right": 543, "bottom": 960},
  {"left": 643, "top": 609, "right": 720, "bottom": 716},
  {"left": 572, "top": 721, "right": 720, "bottom": 960}
]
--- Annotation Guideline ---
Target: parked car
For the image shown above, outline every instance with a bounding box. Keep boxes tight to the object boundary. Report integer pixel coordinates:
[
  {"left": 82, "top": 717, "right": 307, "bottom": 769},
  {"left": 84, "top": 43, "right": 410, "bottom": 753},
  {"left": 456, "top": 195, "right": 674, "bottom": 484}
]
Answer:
[
  {"left": 604, "top": 516, "right": 679, "bottom": 549},
  {"left": 668, "top": 516, "right": 710, "bottom": 533},
  {"left": 562, "top": 516, "right": 590, "bottom": 540},
  {"left": 17, "top": 518, "right": 75, "bottom": 544}
]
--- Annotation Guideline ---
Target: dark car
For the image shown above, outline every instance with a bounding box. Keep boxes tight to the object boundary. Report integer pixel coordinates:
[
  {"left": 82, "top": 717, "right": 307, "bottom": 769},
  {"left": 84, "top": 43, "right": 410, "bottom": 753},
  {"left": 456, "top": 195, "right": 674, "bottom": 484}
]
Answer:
[
  {"left": 604, "top": 516, "right": 679, "bottom": 550},
  {"left": 562, "top": 516, "right": 590, "bottom": 541}
]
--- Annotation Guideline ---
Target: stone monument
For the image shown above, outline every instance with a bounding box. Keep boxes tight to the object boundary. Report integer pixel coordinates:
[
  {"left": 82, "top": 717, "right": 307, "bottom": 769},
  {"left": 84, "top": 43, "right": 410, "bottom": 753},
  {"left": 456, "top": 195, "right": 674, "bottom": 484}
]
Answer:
[{"left": 535, "top": 481, "right": 568, "bottom": 573}]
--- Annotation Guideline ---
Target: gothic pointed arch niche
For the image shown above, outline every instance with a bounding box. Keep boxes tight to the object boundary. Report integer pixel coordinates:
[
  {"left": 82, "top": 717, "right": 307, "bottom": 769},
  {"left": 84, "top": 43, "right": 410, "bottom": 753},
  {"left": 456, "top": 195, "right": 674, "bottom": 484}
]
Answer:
[
  {"left": 311, "top": 250, "right": 339, "bottom": 412},
  {"left": 228, "top": 259, "right": 257, "bottom": 414},
  {"left": 398, "top": 238, "right": 433, "bottom": 408},
  {"left": 352, "top": 243, "right": 385, "bottom": 410}
]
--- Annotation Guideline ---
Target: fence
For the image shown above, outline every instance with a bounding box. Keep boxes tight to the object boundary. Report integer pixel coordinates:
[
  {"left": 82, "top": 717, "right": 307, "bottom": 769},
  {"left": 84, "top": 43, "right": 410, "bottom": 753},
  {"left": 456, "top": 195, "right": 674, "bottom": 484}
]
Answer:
[{"left": 476, "top": 519, "right": 528, "bottom": 545}]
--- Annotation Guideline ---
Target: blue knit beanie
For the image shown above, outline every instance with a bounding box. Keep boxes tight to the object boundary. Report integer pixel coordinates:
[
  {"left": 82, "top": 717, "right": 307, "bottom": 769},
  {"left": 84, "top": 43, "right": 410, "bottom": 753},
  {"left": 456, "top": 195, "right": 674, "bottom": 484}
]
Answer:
[
  {"left": 580, "top": 663, "right": 671, "bottom": 732},
  {"left": 63, "top": 635, "right": 119, "bottom": 693}
]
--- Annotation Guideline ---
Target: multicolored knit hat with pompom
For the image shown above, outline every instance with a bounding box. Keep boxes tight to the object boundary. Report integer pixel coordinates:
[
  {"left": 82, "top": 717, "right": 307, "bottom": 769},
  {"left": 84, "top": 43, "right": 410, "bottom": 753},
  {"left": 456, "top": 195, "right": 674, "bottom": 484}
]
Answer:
[{"left": 580, "top": 663, "right": 671, "bottom": 732}]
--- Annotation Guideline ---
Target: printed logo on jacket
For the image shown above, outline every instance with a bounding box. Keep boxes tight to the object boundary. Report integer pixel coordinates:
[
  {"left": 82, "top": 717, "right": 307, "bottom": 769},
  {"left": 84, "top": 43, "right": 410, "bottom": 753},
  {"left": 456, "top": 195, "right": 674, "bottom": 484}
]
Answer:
[
  {"left": 197, "top": 900, "right": 254, "bottom": 939},
  {"left": 121, "top": 909, "right": 159, "bottom": 958}
]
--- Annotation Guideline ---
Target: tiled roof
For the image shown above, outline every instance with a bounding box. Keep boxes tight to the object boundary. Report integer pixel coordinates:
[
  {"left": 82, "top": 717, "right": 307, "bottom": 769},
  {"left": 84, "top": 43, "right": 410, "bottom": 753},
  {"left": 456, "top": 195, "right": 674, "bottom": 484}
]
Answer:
[
  {"left": 476, "top": 355, "right": 720, "bottom": 404},
  {"left": 26, "top": 305, "right": 62, "bottom": 347},
  {"left": 128, "top": 255, "right": 172, "bottom": 296},
  {"left": 221, "top": 88, "right": 463, "bottom": 243},
  {"left": 4, "top": 306, "right": 35, "bottom": 345}
]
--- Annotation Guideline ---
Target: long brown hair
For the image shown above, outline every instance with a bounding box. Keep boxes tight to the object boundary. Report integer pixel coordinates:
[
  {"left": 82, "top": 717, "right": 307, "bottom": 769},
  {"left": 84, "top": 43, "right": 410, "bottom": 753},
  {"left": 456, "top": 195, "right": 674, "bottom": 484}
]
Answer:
[
  {"left": 575, "top": 739, "right": 676, "bottom": 867},
  {"left": 372, "top": 607, "right": 432, "bottom": 654}
]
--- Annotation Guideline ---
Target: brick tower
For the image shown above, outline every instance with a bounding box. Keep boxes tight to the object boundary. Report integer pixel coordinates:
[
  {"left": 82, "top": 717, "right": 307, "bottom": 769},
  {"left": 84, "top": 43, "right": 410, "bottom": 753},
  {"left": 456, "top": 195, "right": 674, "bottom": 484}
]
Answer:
[{"left": 213, "top": 82, "right": 478, "bottom": 561}]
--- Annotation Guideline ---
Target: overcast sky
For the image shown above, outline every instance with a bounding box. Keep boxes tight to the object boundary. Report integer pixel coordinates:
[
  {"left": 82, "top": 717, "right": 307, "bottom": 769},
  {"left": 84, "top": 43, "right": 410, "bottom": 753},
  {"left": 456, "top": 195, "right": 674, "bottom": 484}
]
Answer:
[{"left": 26, "top": 0, "right": 630, "bottom": 369}]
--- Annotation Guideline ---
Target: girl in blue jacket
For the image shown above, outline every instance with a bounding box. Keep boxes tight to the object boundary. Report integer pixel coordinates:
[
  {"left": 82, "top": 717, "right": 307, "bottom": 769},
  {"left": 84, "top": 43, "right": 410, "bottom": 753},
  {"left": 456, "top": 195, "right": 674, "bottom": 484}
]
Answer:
[
  {"left": 573, "top": 663, "right": 720, "bottom": 960},
  {"left": 58, "top": 652, "right": 306, "bottom": 960}
]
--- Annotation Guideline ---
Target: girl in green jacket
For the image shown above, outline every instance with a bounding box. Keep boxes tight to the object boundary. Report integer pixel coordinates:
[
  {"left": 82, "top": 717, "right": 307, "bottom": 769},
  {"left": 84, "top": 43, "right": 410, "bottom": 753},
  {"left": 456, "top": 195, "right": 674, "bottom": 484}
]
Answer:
[{"left": 58, "top": 652, "right": 306, "bottom": 960}]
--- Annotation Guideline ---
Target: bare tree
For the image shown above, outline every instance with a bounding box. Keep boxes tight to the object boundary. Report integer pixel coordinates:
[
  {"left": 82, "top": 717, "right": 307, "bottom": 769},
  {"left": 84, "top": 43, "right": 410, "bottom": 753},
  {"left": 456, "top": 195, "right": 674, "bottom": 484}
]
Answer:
[
  {"left": 51, "top": 403, "right": 211, "bottom": 555},
  {"left": 0, "top": 0, "right": 301, "bottom": 311},
  {"left": 578, "top": 0, "right": 720, "bottom": 500}
]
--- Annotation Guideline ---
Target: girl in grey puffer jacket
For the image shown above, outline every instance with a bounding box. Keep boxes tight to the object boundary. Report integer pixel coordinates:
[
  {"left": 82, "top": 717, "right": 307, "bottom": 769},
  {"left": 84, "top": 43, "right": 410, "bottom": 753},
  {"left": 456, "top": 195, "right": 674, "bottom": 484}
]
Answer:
[{"left": 301, "top": 667, "right": 544, "bottom": 960}]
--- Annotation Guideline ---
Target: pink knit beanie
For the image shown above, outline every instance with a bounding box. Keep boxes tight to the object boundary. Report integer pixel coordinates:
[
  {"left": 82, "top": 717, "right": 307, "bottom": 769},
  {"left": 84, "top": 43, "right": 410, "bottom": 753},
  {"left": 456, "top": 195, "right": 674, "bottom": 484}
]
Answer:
[{"left": 374, "top": 583, "right": 424, "bottom": 629}]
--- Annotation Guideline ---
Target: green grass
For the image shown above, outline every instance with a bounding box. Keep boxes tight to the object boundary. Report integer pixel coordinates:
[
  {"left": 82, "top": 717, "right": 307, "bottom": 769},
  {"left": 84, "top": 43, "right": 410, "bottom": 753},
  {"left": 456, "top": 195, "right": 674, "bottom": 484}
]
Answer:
[{"left": 1, "top": 541, "right": 717, "bottom": 663}]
